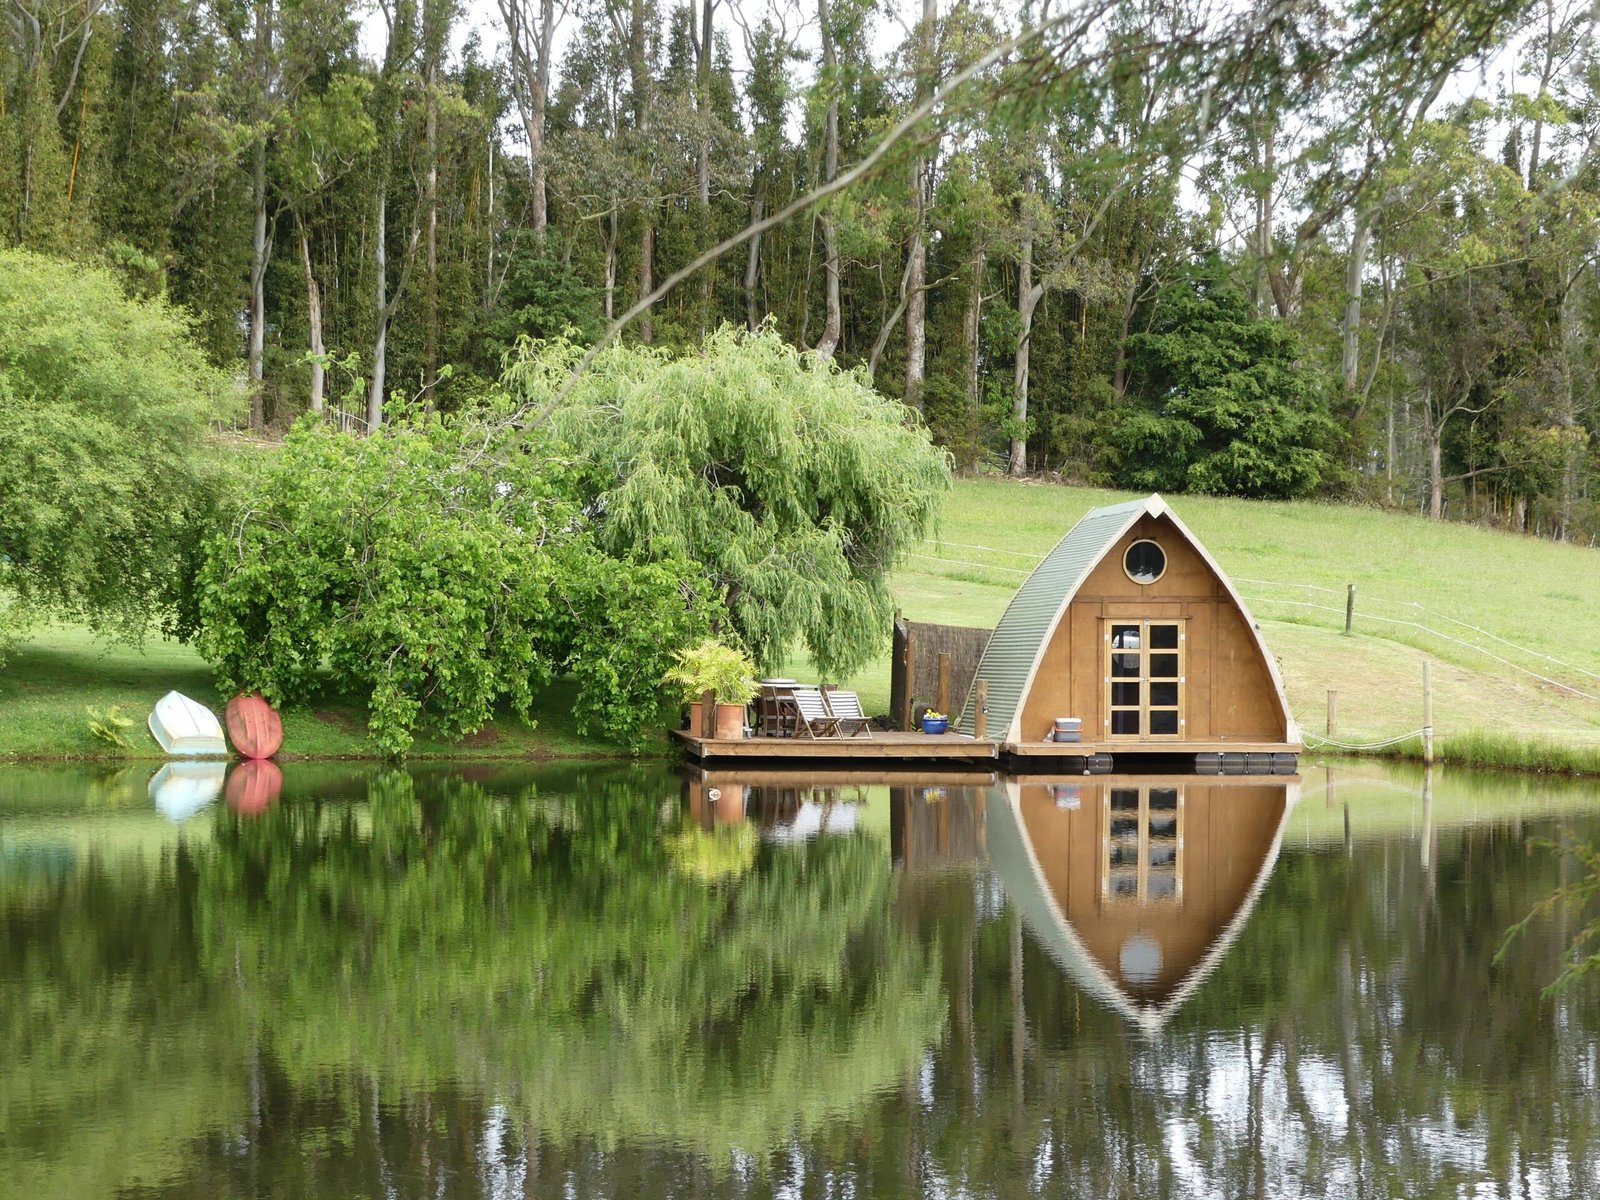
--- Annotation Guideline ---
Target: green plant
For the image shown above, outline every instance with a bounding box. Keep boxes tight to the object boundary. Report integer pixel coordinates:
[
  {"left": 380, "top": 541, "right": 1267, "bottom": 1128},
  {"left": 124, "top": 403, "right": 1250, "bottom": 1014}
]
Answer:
[
  {"left": 85, "top": 705, "right": 136, "bottom": 750},
  {"left": 663, "top": 638, "right": 761, "bottom": 707}
]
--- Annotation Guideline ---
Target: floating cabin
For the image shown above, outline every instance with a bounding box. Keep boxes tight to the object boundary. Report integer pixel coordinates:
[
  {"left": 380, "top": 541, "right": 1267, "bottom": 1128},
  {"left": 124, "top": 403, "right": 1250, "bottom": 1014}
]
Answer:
[
  {"left": 959, "top": 494, "right": 1301, "bottom": 771},
  {"left": 675, "top": 493, "right": 1300, "bottom": 771}
]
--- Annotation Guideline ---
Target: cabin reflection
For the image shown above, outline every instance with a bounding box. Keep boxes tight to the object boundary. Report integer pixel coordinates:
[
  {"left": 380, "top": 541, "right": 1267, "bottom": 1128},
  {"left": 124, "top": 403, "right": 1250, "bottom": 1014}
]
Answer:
[{"left": 986, "top": 776, "right": 1296, "bottom": 1033}]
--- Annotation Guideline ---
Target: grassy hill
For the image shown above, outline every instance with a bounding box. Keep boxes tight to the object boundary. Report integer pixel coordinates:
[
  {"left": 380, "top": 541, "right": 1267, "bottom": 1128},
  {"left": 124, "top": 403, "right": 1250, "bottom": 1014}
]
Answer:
[
  {"left": 797, "top": 479, "right": 1600, "bottom": 769},
  {"left": 5, "top": 478, "right": 1599, "bottom": 765}
]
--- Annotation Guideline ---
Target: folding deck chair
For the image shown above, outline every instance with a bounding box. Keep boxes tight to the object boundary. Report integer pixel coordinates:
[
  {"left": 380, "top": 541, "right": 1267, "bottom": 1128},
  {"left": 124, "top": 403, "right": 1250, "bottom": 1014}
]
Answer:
[
  {"left": 823, "top": 689, "right": 873, "bottom": 738},
  {"left": 788, "top": 686, "right": 841, "bottom": 738}
]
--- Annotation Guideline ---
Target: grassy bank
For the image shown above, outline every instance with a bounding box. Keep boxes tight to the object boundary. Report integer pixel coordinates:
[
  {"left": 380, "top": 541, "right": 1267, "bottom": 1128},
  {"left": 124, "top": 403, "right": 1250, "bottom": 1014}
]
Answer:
[
  {"left": 6, "top": 478, "right": 1600, "bottom": 767},
  {"left": 0, "top": 625, "right": 660, "bottom": 762}
]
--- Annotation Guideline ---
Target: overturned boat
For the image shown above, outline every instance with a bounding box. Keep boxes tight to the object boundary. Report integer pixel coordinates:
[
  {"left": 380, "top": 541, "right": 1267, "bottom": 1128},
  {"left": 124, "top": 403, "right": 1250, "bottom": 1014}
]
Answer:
[{"left": 148, "top": 691, "right": 228, "bottom": 757}]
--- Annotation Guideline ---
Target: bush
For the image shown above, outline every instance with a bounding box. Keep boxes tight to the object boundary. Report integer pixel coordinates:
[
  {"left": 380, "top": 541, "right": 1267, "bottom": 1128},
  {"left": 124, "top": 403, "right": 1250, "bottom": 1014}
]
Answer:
[{"left": 196, "top": 409, "right": 720, "bottom": 754}]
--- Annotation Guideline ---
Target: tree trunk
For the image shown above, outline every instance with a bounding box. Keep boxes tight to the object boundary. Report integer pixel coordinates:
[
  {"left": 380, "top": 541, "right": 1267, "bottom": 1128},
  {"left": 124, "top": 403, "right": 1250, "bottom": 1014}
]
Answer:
[
  {"left": 903, "top": 0, "right": 935, "bottom": 408},
  {"left": 1011, "top": 195, "right": 1041, "bottom": 477},
  {"left": 368, "top": 190, "right": 388, "bottom": 430},
  {"left": 744, "top": 187, "right": 764, "bottom": 330},
  {"left": 627, "top": 0, "right": 654, "bottom": 343},
  {"left": 813, "top": 0, "right": 841, "bottom": 360},
  {"left": 531, "top": 0, "right": 553, "bottom": 234},
  {"left": 249, "top": 135, "right": 268, "bottom": 430},
  {"left": 299, "top": 224, "right": 325, "bottom": 413},
  {"left": 423, "top": 48, "right": 439, "bottom": 404},
  {"left": 1340, "top": 211, "right": 1371, "bottom": 397},
  {"left": 965, "top": 250, "right": 984, "bottom": 415},
  {"left": 1428, "top": 417, "right": 1443, "bottom": 520},
  {"left": 604, "top": 211, "right": 617, "bottom": 320}
]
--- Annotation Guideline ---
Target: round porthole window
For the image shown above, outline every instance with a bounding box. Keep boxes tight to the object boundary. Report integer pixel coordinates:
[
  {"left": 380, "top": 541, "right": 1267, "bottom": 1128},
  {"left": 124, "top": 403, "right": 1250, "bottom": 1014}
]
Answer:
[{"left": 1124, "top": 540, "right": 1166, "bottom": 585}]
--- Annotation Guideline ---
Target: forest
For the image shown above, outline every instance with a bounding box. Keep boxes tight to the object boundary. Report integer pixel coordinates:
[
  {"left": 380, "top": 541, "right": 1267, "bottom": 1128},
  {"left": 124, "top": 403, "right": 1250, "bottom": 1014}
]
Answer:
[{"left": 3, "top": 0, "right": 1599, "bottom": 538}]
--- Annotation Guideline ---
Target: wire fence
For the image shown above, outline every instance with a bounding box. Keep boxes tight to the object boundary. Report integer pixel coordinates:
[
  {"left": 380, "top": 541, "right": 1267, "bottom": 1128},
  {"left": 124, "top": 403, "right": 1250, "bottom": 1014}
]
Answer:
[{"left": 906, "top": 540, "right": 1600, "bottom": 712}]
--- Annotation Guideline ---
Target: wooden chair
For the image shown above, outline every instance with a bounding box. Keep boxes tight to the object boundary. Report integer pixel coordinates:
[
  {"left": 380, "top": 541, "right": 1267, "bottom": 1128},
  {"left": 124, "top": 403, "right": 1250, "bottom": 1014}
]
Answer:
[
  {"left": 823, "top": 688, "right": 873, "bottom": 738},
  {"left": 756, "top": 683, "right": 797, "bottom": 737},
  {"left": 788, "top": 686, "right": 841, "bottom": 738}
]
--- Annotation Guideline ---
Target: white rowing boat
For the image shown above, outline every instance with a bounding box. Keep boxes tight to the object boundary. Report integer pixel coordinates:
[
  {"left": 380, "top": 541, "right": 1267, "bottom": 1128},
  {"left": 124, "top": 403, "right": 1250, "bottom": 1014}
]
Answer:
[
  {"left": 148, "top": 691, "right": 228, "bottom": 757},
  {"left": 148, "top": 761, "right": 226, "bottom": 822}
]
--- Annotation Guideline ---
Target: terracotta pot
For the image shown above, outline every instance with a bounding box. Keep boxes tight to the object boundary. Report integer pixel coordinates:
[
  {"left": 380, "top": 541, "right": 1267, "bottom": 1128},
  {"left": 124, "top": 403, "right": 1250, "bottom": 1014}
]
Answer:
[{"left": 687, "top": 701, "right": 747, "bottom": 739}]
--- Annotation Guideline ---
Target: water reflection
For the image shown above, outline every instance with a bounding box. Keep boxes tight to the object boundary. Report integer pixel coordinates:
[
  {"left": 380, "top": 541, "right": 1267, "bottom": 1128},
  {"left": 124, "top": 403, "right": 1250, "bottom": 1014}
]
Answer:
[
  {"left": 0, "top": 760, "right": 1597, "bottom": 1197},
  {"left": 990, "top": 777, "right": 1294, "bottom": 1034}
]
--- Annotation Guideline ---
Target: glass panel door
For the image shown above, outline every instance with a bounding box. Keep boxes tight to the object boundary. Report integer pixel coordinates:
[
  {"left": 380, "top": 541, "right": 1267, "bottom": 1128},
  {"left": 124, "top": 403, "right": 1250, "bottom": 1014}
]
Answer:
[{"left": 1103, "top": 619, "right": 1185, "bottom": 740}]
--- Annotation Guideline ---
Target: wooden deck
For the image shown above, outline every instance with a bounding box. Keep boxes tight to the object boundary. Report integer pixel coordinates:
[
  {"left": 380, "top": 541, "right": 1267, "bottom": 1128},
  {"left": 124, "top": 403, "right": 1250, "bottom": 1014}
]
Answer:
[
  {"left": 673, "top": 728, "right": 998, "bottom": 763},
  {"left": 674, "top": 728, "right": 1299, "bottom": 771}
]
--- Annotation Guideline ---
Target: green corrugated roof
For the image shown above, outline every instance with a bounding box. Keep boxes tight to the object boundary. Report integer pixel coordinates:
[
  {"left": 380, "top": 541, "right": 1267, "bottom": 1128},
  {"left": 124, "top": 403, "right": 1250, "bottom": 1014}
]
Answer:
[{"left": 956, "top": 496, "right": 1151, "bottom": 740}]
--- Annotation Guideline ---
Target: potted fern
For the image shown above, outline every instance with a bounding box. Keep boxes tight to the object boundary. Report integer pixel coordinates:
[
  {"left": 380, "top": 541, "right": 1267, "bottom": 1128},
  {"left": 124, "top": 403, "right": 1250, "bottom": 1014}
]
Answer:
[{"left": 664, "top": 638, "right": 760, "bottom": 739}]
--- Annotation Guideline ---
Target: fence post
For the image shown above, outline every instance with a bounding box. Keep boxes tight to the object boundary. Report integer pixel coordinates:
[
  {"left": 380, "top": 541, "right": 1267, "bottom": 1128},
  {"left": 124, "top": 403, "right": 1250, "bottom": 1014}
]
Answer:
[
  {"left": 1326, "top": 689, "right": 1338, "bottom": 739},
  {"left": 1422, "top": 661, "right": 1434, "bottom": 766},
  {"left": 901, "top": 626, "right": 917, "bottom": 731},
  {"left": 937, "top": 652, "right": 952, "bottom": 716},
  {"left": 974, "top": 679, "right": 988, "bottom": 740},
  {"left": 1345, "top": 583, "right": 1356, "bottom": 635}
]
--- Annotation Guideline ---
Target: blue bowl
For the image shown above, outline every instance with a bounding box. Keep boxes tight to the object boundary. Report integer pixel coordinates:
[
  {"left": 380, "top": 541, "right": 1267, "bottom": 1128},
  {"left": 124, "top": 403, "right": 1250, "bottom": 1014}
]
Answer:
[{"left": 921, "top": 716, "right": 949, "bottom": 735}]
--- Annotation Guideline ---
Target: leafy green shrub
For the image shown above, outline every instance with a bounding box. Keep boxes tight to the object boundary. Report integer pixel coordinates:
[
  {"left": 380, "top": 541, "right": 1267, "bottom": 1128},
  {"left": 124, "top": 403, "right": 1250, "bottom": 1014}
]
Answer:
[
  {"left": 85, "top": 706, "right": 137, "bottom": 750},
  {"left": 196, "top": 409, "right": 720, "bottom": 754}
]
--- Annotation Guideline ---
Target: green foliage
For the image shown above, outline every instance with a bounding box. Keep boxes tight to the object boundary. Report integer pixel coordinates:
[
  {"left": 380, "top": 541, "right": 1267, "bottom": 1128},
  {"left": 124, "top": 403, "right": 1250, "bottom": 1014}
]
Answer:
[
  {"left": 665, "top": 823, "right": 760, "bottom": 882},
  {"left": 0, "top": 249, "right": 239, "bottom": 642},
  {"left": 662, "top": 637, "right": 761, "bottom": 705},
  {"left": 509, "top": 325, "right": 952, "bottom": 677},
  {"left": 84, "top": 706, "right": 137, "bottom": 750},
  {"left": 195, "top": 410, "right": 720, "bottom": 753},
  {"left": 1115, "top": 253, "right": 1334, "bottom": 499}
]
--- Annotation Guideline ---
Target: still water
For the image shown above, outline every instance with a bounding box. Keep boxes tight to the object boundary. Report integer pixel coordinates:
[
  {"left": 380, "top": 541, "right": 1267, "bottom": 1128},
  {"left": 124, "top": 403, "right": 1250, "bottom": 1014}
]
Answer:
[{"left": 2, "top": 759, "right": 1598, "bottom": 1198}]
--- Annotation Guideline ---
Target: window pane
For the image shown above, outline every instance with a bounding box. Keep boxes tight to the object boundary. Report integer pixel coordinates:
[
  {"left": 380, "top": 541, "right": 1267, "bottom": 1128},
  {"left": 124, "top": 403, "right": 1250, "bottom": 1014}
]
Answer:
[
  {"left": 1124, "top": 541, "right": 1166, "bottom": 584},
  {"left": 1150, "top": 710, "right": 1179, "bottom": 735},
  {"left": 1111, "top": 788, "right": 1140, "bottom": 810},
  {"left": 1150, "top": 624, "right": 1179, "bottom": 649},
  {"left": 1110, "top": 843, "right": 1140, "bottom": 867},
  {"left": 1111, "top": 873, "right": 1139, "bottom": 899},
  {"left": 1112, "top": 681, "right": 1141, "bottom": 706},
  {"left": 1147, "top": 873, "right": 1176, "bottom": 900},
  {"left": 1150, "top": 681, "right": 1178, "bottom": 707},
  {"left": 1149, "top": 788, "right": 1179, "bottom": 810},
  {"left": 1112, "top": 653, "right": 1141, "bottom": 678},
  {"left": 1149, "top": 653, "right": 1179, "bottom": 678},
  {"left": 1111, "top": 709, "right": 1141, "bottom": 734},
  {"left": 1111, "top": 624, "right": 1141, "bottom": 649},
  {"left": 1149, "top": 817, "right": 1177, "bottom": 838}
]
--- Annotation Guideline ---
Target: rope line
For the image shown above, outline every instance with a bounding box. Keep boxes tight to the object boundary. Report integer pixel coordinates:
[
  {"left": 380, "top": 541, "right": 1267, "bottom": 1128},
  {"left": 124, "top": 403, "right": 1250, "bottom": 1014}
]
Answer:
[
  {"left": 907, "top": 553, "right": 1031, "bottom": 575},
  {"left": 1242, "top": 596, "right": 1600, "bottom": 702},
  {"left": 1303, "top": 729, "right": 1429, "bottom": 751}
]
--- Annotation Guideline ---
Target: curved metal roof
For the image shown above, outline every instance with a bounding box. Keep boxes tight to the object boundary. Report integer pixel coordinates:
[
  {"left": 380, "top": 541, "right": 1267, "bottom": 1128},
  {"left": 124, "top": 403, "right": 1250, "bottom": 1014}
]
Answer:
[{"left": 954, "top": 494, "right": 1298, "bottom": 744}]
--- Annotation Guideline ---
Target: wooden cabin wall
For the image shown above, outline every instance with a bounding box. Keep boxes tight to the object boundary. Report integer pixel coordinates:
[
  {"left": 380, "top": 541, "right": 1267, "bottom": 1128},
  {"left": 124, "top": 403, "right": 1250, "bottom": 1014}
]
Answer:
[{"left": 1015, "top": 513, "right": 1288, "bottom": 743}]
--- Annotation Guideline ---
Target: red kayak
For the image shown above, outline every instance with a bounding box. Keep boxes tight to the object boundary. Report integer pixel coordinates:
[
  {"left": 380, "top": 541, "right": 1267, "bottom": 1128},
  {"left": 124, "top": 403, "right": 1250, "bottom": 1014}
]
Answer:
[
  {"left": 225, "top": 759, "right": 283, "bottom": 815},
  {"left": 225, "top": 693, "right": 284, "bottom": 760}
]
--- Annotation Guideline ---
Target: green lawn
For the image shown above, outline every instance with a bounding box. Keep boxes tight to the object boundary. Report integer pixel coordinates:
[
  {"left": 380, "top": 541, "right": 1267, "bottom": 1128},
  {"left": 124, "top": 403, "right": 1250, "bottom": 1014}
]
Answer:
[{"left": 7, "top": 478, "right": 1600, "bottom": 764}]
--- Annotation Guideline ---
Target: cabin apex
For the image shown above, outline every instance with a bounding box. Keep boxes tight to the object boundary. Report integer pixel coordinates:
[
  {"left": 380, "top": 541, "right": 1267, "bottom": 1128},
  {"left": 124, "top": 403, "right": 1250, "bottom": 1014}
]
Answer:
[{"left": 955, "top": 494, "right": 1302, "bottom": 756}]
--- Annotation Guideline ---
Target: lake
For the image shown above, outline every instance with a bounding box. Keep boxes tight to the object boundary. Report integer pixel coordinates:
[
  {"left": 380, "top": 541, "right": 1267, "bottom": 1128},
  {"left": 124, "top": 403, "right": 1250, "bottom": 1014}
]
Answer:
[{"left": 2, "top": 759, "right": 1597, "bottom": 1198}]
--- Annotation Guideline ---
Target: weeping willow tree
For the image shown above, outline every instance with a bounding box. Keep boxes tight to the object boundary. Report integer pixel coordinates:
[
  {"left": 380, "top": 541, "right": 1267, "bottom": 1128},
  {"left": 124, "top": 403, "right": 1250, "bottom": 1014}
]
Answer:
[{"left": 505, "top": 325, "right": 952, "bottom": 677}]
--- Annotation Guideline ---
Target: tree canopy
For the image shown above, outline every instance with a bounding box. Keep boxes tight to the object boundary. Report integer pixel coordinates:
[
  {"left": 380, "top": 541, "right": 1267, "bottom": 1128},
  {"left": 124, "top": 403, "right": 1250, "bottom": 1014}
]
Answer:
[
  {"left": 509, "top": 326, "right": 952, "bottom": 678},
  {"left": 0, "top": 249, "right": 237, "bottom": 647}
]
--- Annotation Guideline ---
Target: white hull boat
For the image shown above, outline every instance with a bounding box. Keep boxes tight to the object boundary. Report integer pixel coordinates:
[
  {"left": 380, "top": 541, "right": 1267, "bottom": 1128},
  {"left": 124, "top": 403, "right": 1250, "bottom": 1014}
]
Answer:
[
  {"left": 148, "top": 690, "right": 228, "bottom": 757},
  {"left": 149, "top": 761, "right": 227, "bottom": 822}
]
